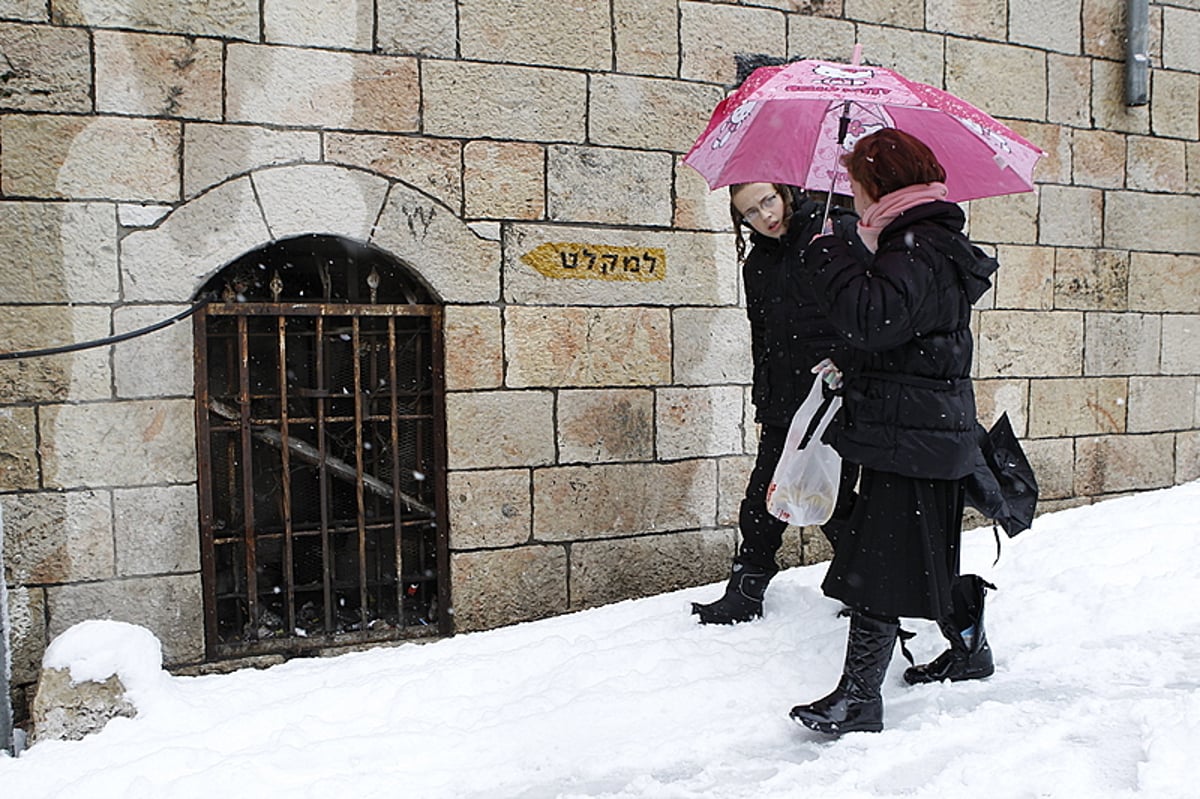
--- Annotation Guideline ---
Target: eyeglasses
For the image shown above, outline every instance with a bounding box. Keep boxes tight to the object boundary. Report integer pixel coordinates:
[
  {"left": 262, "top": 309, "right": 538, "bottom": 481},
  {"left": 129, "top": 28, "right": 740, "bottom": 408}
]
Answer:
[{"left": 740, "top": 192, "right": 781, "bottom": 223}]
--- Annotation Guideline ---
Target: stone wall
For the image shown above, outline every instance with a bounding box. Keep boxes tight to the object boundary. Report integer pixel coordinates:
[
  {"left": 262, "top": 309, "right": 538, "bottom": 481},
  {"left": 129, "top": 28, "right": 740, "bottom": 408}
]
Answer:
[{"left": 0, "top": 0, "right": 1197, "bottom": 717}]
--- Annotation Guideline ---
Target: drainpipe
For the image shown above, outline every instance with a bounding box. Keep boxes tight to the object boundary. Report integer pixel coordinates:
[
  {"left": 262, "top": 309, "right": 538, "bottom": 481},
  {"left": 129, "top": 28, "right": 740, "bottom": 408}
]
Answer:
[
  {"left": 1, "top": 502, "right": 13, "bottom": 755},
  {"left": 1125, "top": 0, "right": 1150, "bottom": 106}
]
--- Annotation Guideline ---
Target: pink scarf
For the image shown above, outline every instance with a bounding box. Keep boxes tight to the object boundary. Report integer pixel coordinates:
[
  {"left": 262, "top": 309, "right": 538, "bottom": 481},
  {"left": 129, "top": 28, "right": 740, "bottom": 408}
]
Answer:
[{"left": 857, "top": 182, "right": 949, "bottom": 253}]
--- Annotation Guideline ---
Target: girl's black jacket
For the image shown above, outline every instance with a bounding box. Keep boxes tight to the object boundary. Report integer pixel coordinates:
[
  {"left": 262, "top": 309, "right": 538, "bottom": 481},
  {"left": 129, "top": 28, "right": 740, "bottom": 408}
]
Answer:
[
  {"left": 744, "top": 189, "right": 861, "bottom": 428},
  {"left": 802, "top": 200, "right": 998, "bottom": 480}
]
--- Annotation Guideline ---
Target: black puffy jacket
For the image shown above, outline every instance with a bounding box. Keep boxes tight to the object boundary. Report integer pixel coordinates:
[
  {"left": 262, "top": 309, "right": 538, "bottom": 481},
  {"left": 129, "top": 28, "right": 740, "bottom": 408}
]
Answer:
[
  {"left": 744, "top": 190, "right": 860, "bottom": 427},
  {"left": 802, "top": 200, "right": 998, "bottom": 480}
]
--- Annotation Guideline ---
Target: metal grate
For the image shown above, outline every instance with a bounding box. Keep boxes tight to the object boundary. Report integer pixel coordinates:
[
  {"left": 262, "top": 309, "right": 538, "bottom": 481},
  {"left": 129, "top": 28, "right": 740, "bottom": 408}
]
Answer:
[{"left": 193, "top": 238, "right": 449, "bottom": 658}]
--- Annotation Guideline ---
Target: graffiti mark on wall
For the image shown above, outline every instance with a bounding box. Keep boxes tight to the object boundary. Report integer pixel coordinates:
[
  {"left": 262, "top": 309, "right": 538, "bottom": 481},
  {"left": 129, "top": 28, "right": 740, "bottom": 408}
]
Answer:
[{"left": 521, "top": 243, "right": 666, "bottom": 282}]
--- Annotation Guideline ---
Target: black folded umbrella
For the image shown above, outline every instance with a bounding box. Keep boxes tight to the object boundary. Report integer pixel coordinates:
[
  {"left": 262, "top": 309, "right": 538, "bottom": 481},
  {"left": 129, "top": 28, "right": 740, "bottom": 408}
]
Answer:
[{"left": 963, "top": 412, "right": 1039, "bottom": 537}]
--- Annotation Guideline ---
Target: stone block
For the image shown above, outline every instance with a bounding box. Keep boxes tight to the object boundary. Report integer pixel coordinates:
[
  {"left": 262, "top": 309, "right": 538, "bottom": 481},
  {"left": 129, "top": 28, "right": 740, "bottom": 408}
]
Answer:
[
  {"left": 444, "top": 305, "right": 503, "bottom": 390},
  {"left": 1054, "top": 248, "right": 1129, "bottom": 311},
  {"left": 967, "top": 191, "right": 1038, "bottom": 245},
  {"left": 1191, "top": 142, "right": 1200, "bottom": 195},
  {"left": 6, "top": 585, "right": 46, "bottom": 685},
  {"left": 113, "top": 485, "right": 201, "bottom": 576},
  {"left": 227, "top": 45, "right": 419, "bottom": 132},
  {"left": 679, "top": 1, "right": 786, "bottom": 84},
  {"left": 327, "top": 133, "right": 462, "bottom": 211},
  {"left": 0, "top": 306, "right": 111, "bottom": 402},
  {"left": 39, "top": 399, "right": 197, "bottom": 488},
  {"left": 1, "top": 116, "right": 180, "bottom": 202},
  {"left": 533, "top": 460, "right": 718, "bottom": 540},
  {"left": 0, "top": 1, "right": 45, "bottom": 21},
  {"left": 1178, "top": 431, "right": 1200, "bottom": 484},
  {"left": 0, "top": 21, "right": 90, "bottom": 112},
  {"left": 1153, "top": 69, "right": 1200, "bottom": 140},
  {"left": 1023, "top": 437, "right": 1075, "bottom": 500},
  {"left": 590, "top": 74, "right": 723, "bottom": 153},
  {"left": 0, "top": 201, "right": 118, "bottom": 304},
  {"left": 504, "top": 306, "right": 671, "bottom": 388},
  {"left": 854, "top": 26, "right": 945, "bottom": 87},
  {"left": 547, "top": 145, "right": 673, "bottom": 227},
  {"left": 113, "top": 304, "right": 194, "bottom": 399},
  {"left": 673, "top": 307, "right": 752, "bottom": 385},
  {"left": 1126, "top": 137, "right": 1188, "bottom": 193},
  {"left": 1072, "top": 128, "right": 1126, "bottom": 189},
  {"left": 1083, "top": 0, "right": 1125, "bottom": 59},
  {"left": 1008, "top": 120, "right": 1071, "bottom": 187},
  {"left": 52, "top": 0, "right": 258, "bottom": 39},
  {"left": 570, "top": 529, "right": 735, "bottom": 609},
  {"left": 45, "top": 573, "right": 204, "bottom": 664},
  {"left": 557, "top": 389, "right": 654, "bottom": 464},
  {"left": 977, "top": 310, "right": 1083, "bottom": 377},
  {"left": 1084, "top": 312, "right": 1161, "bottom": 376},
  {"left": 376, "top": 0, "right": 457, "bottom": 57},
  {"left": 449, "top": 545, "right": 567, "bottom": 631},
  {"left": 656, "top": 386, "right": 745, "bottom": 460},
  {"left": 787, "top": 14, "right": 856, "bottom": 62},
  {"left": 845, "top": 0, "right": 921, "bottom": 26},
  {"left": 615, "top": 0, "right": 680, "bottom": 76},
  {"left": 1038, "top": 185, "right": 1103, "bottom": 248},
  {"left": 993, "top": 245, "right": 1054, "bottom": 310},
  {"left": 2, "top": 489, "right": 114, "bottom": 584},
  {"left": 0, "top": 407, "right": 37, "bottom": 490},
  {"left": 122, "top": 177, "right": 270, "bottom": 303},
  {"left": 1162, "top": 315, "right": 1200, "bottom": 375},
  {"left": 447, "top": 469, "right": 531, "bottom": 549},
  {"left": 118, "top": 205, "right": 172, "bottom": 228},
  {"left": 1129, "top": 253, "right": 1200, "bottom": 313},
  {"left": 1128, "top": 377, "right": 1195, "bottom": 434},
  {"left": 796, "top": 524, "right": 833, "bottom": 567},
  {"left": 946, "top": 38, "right": 1046, "bottom": 121},
  {"left": 264, "top": 0, "right": 373, "bottom": 50},
  {"left": 1047, "top": 54, "right": 1092, "bottom": 128},
  {"left": 927, "top": 0, "right": 1006, "bottom": 40},
  {"left": 674, "top": 159, "right": 733, "bottom": 232},
  {"left": 504, "top": 224, "right": 738, "bottom": 308},
  {"left": 31, "top": 667, "right": 136, "bottom": 744},
  {"left": 463, "top": 141, "right": 545, "bottom": 220},
  {"left": 1010, "top": 0, "right": 1082, "bottom": 53},
  {"left": 423, "top": 60, "right": 586, "bottom": 142},
  {"left": 1107, "top": 193, "right": 1200, "bottom": 254},
  {"left": 1162, "top": 7, "right": 1200, "bottom": 72},
  {"left": 1074, "top": 434, "right": 1175, "bottom": 495},
  {"left": 1028, "top": 377, "right": 1127, "bottom": 437},
  {"left": 184, "top": 123, "right": 321, "bottom": 199},
  {"left": 460, "top": 0, "right": 611, "bottom": 70},
  {"left": 94, "top": 30, "right": 222, "bottom": 120},
  {"left": 973, "top": 378, "right": 1029, "bottom": 435},
  {"left": 253, "top": 164, "right": 390, "bottom": 241},
  {"left": 370, "top": 181, "right": 502, "bottom": 304},
  {"left": 445, "top": 390, "right": 555, "bottom": 469},
  {"left": 1092, "top": 59, "right": 1150, "bottom": 135},
  {"left": 717, "top": 455, "right": 753, "bottom": 527}
]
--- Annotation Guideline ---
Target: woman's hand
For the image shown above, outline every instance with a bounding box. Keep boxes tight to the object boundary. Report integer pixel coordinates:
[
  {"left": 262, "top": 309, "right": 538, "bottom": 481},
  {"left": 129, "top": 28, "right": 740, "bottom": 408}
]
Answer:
[{"left": 811, "top": 357, "right": 843, "bottom": 390}]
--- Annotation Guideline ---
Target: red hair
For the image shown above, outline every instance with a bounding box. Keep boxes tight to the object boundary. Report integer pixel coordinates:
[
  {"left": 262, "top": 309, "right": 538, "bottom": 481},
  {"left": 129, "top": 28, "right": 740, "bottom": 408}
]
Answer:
[{"left": 842, "top": 129, "right": 946, "bottom": 202}]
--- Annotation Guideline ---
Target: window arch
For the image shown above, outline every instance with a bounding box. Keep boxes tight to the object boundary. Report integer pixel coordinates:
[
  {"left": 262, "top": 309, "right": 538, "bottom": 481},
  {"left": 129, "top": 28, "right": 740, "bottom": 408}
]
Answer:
[{"left": 194, "top": 235, "right": 449, "bottom": 658}]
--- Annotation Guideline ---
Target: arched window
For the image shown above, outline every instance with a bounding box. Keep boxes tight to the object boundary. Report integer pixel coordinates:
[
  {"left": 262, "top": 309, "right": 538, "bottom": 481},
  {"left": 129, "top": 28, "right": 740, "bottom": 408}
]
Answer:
[{"left": 193, "top": 235, "right": 448, "bottom": 658}]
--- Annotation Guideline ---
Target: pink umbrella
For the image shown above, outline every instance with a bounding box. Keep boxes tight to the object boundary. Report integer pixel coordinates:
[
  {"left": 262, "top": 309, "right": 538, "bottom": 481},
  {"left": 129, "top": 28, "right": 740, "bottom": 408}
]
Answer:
[{"left": 684, "top": 55, "right": 1044, "bottom": 204}]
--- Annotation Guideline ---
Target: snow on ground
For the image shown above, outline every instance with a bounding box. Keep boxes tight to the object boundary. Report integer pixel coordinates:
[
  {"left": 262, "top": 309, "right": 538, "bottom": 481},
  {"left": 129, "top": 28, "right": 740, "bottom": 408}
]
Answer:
[{"left": 2, "top": 481, "right": 1198, "bottom": 798}]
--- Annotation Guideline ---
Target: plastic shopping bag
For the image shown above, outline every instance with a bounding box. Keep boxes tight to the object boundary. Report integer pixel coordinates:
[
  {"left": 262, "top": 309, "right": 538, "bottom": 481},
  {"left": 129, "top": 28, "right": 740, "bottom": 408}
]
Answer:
[{"left": 765, "top": 379, "right": 843, "bottom": 525}]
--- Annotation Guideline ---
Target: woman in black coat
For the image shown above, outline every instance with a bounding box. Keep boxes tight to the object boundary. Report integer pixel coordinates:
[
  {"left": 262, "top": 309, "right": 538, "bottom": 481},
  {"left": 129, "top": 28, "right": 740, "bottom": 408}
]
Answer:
[
  {"left": 788, "top": 129, "right": 1000, "bottom": 735},
  {"left": 691, "top": 183, "right": 861, "bottom": 625}
]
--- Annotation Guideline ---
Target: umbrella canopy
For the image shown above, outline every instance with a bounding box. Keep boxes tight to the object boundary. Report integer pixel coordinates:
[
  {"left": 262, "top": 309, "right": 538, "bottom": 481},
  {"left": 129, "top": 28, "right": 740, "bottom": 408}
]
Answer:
[
  {"left": 964, "top": 413, "right": 1039, "bottom": 537},
  {"left": 684, "top": 58, "right": 1044, "bottom": 203}
]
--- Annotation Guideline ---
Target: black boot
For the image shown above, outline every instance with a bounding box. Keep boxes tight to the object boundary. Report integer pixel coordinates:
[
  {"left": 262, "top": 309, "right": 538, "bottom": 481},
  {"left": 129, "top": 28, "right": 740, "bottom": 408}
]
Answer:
[
  {"left": 691, "top": 563, "right": 775, "bottom": 625},
  {"left": 904, "top": 575, "right": 995, "bottom": 684},
  {"left": 790, "top": 612, "right": 899, "bottom": 735}
]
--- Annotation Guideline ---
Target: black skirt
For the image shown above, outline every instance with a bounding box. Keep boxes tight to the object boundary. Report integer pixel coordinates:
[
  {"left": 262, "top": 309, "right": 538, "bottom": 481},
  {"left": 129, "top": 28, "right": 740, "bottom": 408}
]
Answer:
[{"left": 820, "top": 466, "right": 965, "bottom": 621}]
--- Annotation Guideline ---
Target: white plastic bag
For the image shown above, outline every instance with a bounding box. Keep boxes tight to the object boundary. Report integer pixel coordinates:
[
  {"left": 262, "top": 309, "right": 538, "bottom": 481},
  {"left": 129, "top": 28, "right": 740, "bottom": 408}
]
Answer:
[{"left": 766, "top": 378, "right": 843, "bottom": 525}]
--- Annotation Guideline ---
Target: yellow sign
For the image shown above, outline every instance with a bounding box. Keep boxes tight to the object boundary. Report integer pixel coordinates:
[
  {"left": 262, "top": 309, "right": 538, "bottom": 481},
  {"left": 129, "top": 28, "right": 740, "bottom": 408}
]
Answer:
[{"left": 521, "top": 242, "right": 665, "bottom": 282}]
